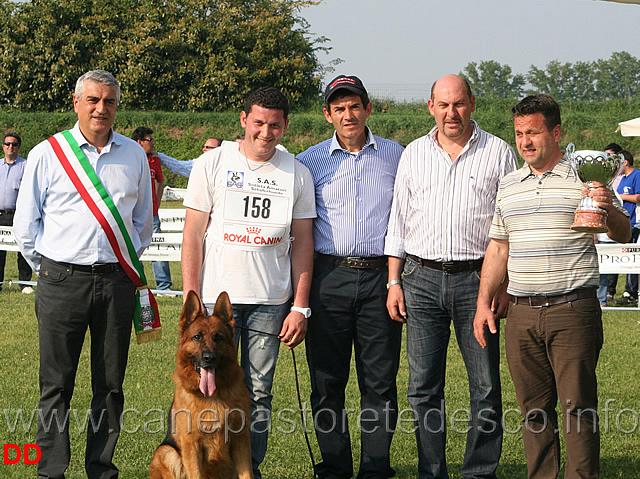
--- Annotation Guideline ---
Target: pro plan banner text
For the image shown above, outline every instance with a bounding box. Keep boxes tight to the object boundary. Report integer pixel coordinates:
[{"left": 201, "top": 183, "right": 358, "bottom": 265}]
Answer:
[{"left": 596, "top": 243, "right": 640, "bottom": 274}]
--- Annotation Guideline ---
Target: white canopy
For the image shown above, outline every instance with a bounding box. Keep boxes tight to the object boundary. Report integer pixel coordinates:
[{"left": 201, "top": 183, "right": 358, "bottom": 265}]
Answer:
[
  {"left": 596, "top": 0, "right": 640, "bottom": 4},
  {"left": 617, "top": 118, "right": 640, "bottom": 136}
]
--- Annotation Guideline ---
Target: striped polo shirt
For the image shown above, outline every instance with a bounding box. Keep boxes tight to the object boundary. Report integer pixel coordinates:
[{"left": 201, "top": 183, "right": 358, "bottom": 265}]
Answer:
[
  {"left": 297, "top": 127, "right": 404, "bottom": 257},
  {"left": 490, "top": 157, "right": 628, "bottom": 296}
]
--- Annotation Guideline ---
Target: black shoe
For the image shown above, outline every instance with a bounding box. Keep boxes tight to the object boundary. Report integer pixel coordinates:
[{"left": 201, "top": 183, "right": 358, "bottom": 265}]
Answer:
[{"left": 614, "top": 295, "right": 637, "bottom": 306}]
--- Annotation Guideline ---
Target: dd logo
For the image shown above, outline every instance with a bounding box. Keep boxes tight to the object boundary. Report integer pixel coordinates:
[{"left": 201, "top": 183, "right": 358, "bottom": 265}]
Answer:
[{"left": 3, "top": 444, "right": 41, "bottom": 464}]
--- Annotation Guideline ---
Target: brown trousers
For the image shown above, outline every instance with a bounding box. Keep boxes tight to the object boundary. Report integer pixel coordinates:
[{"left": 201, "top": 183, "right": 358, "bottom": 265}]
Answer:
[{"left": 505, "top": 297, "right": 602, "bottom": 479}]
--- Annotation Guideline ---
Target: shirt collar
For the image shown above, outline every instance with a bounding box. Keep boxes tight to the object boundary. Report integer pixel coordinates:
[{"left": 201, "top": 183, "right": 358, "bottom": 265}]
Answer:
[
  {"left": 71, "top": 122, "right": 119, "bottom": 152},
  {"left": 2, "top": 156, "right": 23, "bottom": 166},
  {"left": 519, "top": 155, "right": 573, "bottom": 181},
  {"left": 329, "top": 126, "right": 377, "bottom": 155}
]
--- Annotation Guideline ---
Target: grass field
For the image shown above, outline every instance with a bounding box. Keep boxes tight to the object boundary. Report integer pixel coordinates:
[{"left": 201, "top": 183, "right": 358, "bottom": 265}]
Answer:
[{"left": 1, "top": 254, "right": 639, "bottom": 478}]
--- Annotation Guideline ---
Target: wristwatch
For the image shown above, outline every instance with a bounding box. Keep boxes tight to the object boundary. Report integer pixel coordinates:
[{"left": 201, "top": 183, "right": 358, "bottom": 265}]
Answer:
[
  {"left": 291, "top": 306, "right": 312, "bottom": 318},
  {"left": 386, "top": 279, "right": 402, "bottom": 290}
]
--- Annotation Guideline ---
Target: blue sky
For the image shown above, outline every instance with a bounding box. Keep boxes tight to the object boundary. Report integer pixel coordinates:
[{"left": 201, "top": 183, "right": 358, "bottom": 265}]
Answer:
[{"left": 302, "top": 0, "right": 640, "bottom": 100}]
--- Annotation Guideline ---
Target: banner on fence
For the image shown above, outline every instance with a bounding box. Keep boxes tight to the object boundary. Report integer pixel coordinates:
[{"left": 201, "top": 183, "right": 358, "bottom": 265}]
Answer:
[
  {"left": 596, "top": 243, "right": 640, "bottom": 274},
  {"left": 0, "top": 226, "right": 183, "bottom": 261},
  {"left": 158, "top": 208, "right": 186, "bottom": 232}
]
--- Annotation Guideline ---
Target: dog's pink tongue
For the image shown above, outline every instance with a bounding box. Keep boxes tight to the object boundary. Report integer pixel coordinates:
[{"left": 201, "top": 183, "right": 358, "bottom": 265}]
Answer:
[{"left": 199, "top": 368, "right": 216, "bottom": 397}]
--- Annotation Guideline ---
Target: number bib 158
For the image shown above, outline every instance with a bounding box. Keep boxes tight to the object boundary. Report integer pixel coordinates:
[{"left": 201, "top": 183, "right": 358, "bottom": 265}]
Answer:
[
  {"left": 223, "top": 190, "right": 290, "bottom": 246},
  {"left": 220, "top": 151, "right": 294, "bottom": 249}
]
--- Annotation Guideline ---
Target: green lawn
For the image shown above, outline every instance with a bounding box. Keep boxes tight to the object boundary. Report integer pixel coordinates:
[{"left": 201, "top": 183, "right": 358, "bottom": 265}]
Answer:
[{"left": 1, "top": 253, "right": 639, "bottom": 478}]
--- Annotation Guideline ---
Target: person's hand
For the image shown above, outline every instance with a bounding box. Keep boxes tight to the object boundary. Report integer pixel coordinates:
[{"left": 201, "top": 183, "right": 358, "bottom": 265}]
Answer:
[
  {"left": 386, "top": 284, "right": 407, "bottom": 323},
  {"left": 491, "top": 281, "right": 511, "bottom": 319},
  {"left": 585, "top": 181, "right": 614, "bottom": 212},
  {"left": 474, "top": 304, "right": 498, "bottom": 349},
  {"left": 278, "top": 311, "right": 307, "bottom": 349}
]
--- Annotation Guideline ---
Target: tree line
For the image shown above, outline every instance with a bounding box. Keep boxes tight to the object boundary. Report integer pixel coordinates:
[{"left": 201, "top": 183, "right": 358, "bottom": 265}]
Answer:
[
  {"left": 460, "top": 52, "right": 640, "bottom": 102},
  {"left": 0, "top": 0, "right": 328, "bottom": 112}
]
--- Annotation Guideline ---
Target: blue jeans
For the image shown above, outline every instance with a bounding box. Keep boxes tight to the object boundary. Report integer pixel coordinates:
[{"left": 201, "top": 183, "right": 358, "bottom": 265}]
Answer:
[
  {"left": 402, "top": 257, "right": 503, "bottom": 479},
  {"left": 597, "top": 274, "right": 609, "bottom": 305},
  {"left": 204, "top": 301, "right": 288, "bottom": 479},
  {"left": 152, "top": 215, "right": 172, "bottom": 290},
  {"left": 624, "top": 227, "right": 640, "bottom": 298}
]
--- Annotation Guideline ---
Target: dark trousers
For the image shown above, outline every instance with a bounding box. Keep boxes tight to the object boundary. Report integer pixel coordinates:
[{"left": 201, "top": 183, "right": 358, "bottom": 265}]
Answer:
[
  {"left": 0, "top": 212, "right": 32, "bottom": 287},
  {"left": 35, "top": 257, "right": 136, "bottom": 479},
  {"left": 306, "top": 260, "right": 402, "bottom": 479},
  {"left": 624, "top": 228, "right": 640, "bottom": 298},
  {"left": 505, "top": 297, "right": 602, "bottom": 479}
]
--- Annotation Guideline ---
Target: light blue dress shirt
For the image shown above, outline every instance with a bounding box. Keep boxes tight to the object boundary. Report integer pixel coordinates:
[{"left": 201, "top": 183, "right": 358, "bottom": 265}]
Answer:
[
  {"left": 157, "top": 152, "right": 194, "bottom": 178},
  {"left": 14, "top": 123, "right": 153, "bottom": 273},
  {"left": 0, "top": 156, "right": 26, "bottom": 210},
  {"left": 297, "top": 128, "right": 404, "bottom": 257}
]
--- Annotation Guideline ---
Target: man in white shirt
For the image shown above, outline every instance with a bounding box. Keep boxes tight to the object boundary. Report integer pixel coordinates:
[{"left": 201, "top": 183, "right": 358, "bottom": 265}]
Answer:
[
  {"left": 181, "top": 87, "right": 315, "bottom": 478},
  {"left": 385, "top": 74, "right": 518, "bottom": 479}
]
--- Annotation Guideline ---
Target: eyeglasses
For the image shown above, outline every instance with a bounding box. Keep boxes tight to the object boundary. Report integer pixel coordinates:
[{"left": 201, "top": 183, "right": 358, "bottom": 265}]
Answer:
[
  {"left": 139, "top": 138, "right": 155, "bottom": 143},
  {"left": 203, "top": 145, "right": 216, "bottom": 150},
  {"left": 3, "top": 142, "right": 19, "bottom": 147}
]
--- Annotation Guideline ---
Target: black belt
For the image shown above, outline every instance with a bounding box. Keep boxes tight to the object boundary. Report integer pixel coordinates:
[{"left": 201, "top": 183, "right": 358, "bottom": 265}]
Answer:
[
  {"left": 315, "top": 253, "right": 387, "bottom": 269},
  {"left": 52, "top": 260, "right": 120, "bottom": 274},
  {"left": 0, "top": 209, "right": 15, "bottom": 215},
  {"left": 406, "top": 254, "right": 483, "bottom": 273},
  {"left": 510, "top": 287, "right": 597, "bottom": 308}
]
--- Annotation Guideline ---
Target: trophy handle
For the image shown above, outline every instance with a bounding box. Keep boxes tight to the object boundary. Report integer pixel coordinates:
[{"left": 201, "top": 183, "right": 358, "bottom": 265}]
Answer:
[
  {"left": 566, "top": 143, "right": 575, "bottom": 156},
  {"left": 566, "top": 143, "right": 578, "bottom": 182}
]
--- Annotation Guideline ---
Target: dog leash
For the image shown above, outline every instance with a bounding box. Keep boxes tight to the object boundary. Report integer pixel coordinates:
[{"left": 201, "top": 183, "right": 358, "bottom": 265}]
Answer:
[{"left": 234, "top": 324, "right": 318, "bottom": 478}]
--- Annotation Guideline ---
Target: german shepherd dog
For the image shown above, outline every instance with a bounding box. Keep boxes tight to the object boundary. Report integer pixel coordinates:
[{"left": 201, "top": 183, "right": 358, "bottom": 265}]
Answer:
[{"left": 150, "top": 290, "right": 253, "bottom": 479}]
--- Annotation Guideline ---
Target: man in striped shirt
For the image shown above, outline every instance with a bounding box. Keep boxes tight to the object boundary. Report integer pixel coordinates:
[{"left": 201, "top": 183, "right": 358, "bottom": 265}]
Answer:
[
  {"left": 474, "top": 94, "right": 629, "bottom": 478},
  {"left": 298, "top": 75, "right": 404, "bottom": 479},
  {"left": 385, "top": 74, "right": 518, "bottom": 479}
]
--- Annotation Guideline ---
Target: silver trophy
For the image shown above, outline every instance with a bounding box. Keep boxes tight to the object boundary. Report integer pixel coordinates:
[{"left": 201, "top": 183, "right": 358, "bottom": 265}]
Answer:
[{"left": 567, "top": 143, "right": 624, "bottom": 233}]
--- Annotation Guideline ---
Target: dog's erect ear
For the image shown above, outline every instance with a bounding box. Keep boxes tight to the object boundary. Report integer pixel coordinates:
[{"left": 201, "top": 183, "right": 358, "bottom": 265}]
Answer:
[
  {"left": 180, "top": 290, "right": 203, "bottom": 332},
  {"left": 213, "top": 291, "right": 234, "bottom": 326}
]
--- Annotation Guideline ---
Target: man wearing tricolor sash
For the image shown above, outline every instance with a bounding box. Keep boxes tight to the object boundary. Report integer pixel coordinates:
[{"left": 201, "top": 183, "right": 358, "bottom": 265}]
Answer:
[
  {"left": 182, "top": 87, "right": 316, "bottom": 478},
  {"left": 13, "top": 70, "right": 154, "bottom": 478}
]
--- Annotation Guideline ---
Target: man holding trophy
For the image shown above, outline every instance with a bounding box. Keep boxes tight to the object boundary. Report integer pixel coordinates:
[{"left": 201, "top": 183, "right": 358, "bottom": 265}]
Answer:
[{"left": 474, "top": 94, "right": 629, "bottom": 479}]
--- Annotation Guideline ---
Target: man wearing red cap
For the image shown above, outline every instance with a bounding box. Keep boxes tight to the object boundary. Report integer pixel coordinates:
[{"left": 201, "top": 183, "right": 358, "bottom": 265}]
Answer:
[{"left": 298, "top": 75, "right": 404, "bottom": 479}]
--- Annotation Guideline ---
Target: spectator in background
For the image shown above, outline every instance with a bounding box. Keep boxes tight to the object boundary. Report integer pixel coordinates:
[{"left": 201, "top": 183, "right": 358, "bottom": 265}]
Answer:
[
  {"left": 614, "top": 149, "right": 640, "bottom": 305},
  {"left": 132, "top": 126, "right": 174, "bottom": 295},
  {"left": 157, "top": 137, "right": 221, "bottom": 178},
  {"left": 202, "top": 137, "right": 222, "bottom": 152},
  {"left": 0, "top": 132, "right": 33, "bottom": 293},
  {"left": 603, "top": 142, "right": 624, "bottom": 303}
]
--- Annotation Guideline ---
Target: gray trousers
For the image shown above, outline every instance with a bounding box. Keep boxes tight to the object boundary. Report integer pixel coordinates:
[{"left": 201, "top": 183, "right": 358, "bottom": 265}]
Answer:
[{"left": 35, "top": 257, "right": 135, "bottom": 479}]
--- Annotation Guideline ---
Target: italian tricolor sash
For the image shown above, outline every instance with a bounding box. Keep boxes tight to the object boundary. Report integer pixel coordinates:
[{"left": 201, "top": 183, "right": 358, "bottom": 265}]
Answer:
[{"left": 47, "top": 130, "right": 161, "bottom": 344}]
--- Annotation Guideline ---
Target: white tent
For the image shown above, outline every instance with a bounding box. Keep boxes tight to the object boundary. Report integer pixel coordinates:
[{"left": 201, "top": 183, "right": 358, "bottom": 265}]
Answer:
[
  {"left": 617, "top": 118, "right": 640, "bottom": 136},
  {"left": 597, "top": 0, "right": 640, "bottom": 4}
]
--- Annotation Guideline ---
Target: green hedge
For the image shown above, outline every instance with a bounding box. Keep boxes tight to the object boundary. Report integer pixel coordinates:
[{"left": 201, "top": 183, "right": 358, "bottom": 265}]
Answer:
[{"left": 2, "top": 98, "right": 640, "bottom": 189}]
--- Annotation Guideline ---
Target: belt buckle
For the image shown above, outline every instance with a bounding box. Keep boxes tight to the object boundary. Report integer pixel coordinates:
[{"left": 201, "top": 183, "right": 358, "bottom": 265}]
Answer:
[
  {"left": 441, "top": 262, "right": 456, "bottom": 273},
  {"left": 529, "top": 296, "right": 549, "bottom": 308},
  {"left": 346, "top": 257, "right": 361, "bottom": 268}
]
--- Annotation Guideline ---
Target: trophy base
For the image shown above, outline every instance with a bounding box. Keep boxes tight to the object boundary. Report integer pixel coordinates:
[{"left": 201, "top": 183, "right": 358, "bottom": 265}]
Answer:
[{"left": 571, "top": 209, "right": 608, "bottom": 233}]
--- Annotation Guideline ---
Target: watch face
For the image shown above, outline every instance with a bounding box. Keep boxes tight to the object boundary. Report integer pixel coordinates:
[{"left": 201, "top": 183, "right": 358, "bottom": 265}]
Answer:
[{"left": 292, "top": 306, "right": 311, "bottom": 318}]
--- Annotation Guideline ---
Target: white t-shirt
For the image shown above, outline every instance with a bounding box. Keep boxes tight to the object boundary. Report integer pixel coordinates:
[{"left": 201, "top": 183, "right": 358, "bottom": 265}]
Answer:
[{"left": 184, "top": 143, "right": 316, "bottom": 304}]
